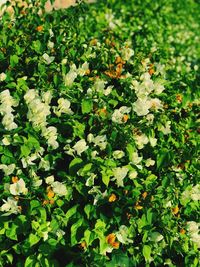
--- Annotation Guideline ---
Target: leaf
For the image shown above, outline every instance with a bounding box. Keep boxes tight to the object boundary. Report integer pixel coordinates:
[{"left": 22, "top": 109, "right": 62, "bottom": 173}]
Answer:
[
  {"left": 102, "top": 173, "right": 110, "bottom": 187},
  {"left": 10, "top": 55, "right": 19, "bottom": 67},
  {"left": 70, "top": 218, "right": 83, "bottom": 246},
  {"left": 81, "top": 99, "right": 93, "bottom": 114},
  {"left": 84, "top": 229, "right": 92, "bottom": 246},
  {"left": 25, "top": 255, "right": 37, "bottom": 267},
  {"left": 28, "top": 233, "right": 40, "bottom": 246},
  {"left": 6, "top": 224, "right": 18, "bottom": 241},
  {"left": 142, "top": 245, "right": 151, "bottom": 262},
  {"left": 30, "top": 200, "right": 40, "bottom": 210},
  {"left": 69, "top": 158, "right": 83, "bottom": 175},
  {"left": 156, "top": 148, "right": 170, "bottom": 169},
  {"left": 65, "top": 205, "right": 79, "bottom": 225},
  {"left": 84, "top": 204, "right": 93, "bottom": 219},
  {"left": 20, "top": 145, "right": 31, "bottom": 157}
]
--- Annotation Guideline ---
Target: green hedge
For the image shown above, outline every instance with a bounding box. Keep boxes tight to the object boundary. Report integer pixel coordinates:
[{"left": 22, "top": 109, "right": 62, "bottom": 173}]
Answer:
[{"left": 0, "top": 0, "right": 199, "bottom": 266}]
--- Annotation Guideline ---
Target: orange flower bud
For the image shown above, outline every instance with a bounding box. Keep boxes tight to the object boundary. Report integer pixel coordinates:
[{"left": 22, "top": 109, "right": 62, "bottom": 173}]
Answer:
[
  {"left": 12, "top": 176, "right": 19, "bottom": 183},
  {"left": 176, "top": 94, "right": 182, "bottom": 103},
  {"left": 80, "top": 241, "right": 87, "bottom": 249},
  {"left": 180, "top": 229, "right": 186, "bottom": 235},
  {"left": 112, "top": 241, "right": 120, "bottom": 249},
  {"left": 49, "top": 199, "right": 55, "bottom": 205},
  {"left": 36, "top": 25, "right": 43, "bottom": 32},
  {"left": 108, "top": 193, "right": 117, "bottom": 202},
  {"left": 42, "top": 200, "right": 49, "bottom": 206},
  {"left": 123, "top": 114, "right": 129, "bottom": 123},
  {"left": 90, "top": 39, "right": 97, "bottom": 46},
  {"left": 142, "top": 192, "right": 148, "bottom": 199},
  {"left": 149, "top": 68, "right": 155, "bottom": 75},
  {"left": 47, "top": 189, "right": 55, "bottom": 199},
  {"left": 135, "top": 202, "right": 143, "bottom": 210},
  {"left": 106, "top": 233, "right": 116, "bottom": 245},
  {"left": 172, "top": 206, "right": 179, "bottom": 215}
]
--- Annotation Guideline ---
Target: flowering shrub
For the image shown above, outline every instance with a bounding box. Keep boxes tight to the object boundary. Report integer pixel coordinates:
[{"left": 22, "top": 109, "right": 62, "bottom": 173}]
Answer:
[{"left": 0, "top": 0, "right": 199, "bottom": 266}]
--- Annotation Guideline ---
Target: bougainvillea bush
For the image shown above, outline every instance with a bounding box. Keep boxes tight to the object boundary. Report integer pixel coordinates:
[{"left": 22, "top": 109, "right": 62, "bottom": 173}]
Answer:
[{"left": 0, "top": 0, "right": 199, "bottom": 266}]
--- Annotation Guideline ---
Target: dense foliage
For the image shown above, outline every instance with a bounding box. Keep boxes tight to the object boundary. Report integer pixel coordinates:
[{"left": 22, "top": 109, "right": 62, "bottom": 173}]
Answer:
[{"left": 0, "top": 0, "right": 199, "bottom": 266}]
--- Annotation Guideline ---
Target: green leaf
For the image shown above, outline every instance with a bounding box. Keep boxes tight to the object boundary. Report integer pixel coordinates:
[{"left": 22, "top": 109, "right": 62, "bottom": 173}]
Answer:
[
  {"left": 81, "top": 99, "right": 93, "bottom": 114},
  {"left": 25, "top": 255, "right": 37, "bottom": 267},
  {"left": 30, "top": 200, "right": 40, "bottom": 211},
  {"left": 102, "top": 172, "right": 110, "bottom": 187},
  {"left": 71, "top": 218, "right": 83, "bottom": 246},
  {"left": 84, "top": 204, "right": 93, "bottom": 219},
  {"left": 28, "top": 233, "right": 40, "bottom": 246},
  {"left": 20, "top": 144, "right": 31, "bottom": 157},
  {"left": 65, "top": 205, "right": 79, "bottom": 225},
  {"left": 156, "top": 148, "right": 170, "bottom": 169},
  {"left": 69, "top": 158, "right": 83, "bottom": 175},
  {"left": 142, "top": 245, "right": 151, "bottom": 262},
  {"left": 10, "top": 55, "right": 19, "bottom": 67},
  {"left": 84, "top": 229, "right": 93, "bottom": 246},
  {"left": 6, "top": 224, "right": 18, "bottom": 241}
]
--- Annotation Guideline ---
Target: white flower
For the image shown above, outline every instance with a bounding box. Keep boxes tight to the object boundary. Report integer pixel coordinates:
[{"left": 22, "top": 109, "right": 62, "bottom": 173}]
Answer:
[
  {"left": 56, "top": 229, "right": 65, "bottom": 239},
  {"left": 129, "top": 169, "right": 138, "bottom": 179},
  {"left": 2, "top": 135, "right": 11, "bottom": 145},
  {"left": 45, "top": 175, "right": 55, "bottom": 185},
  {"left": 149, "top": 98, "right": 163, "bottom": 111},
  {"left": 116, "top": 225, "right": 133, "bottom": 244},
  {"left": 131, "top": 151, "right": 142, "bottom": 165},
  {"left": 87, "top": 133, "right": 94, "bottom": 143},
  {"left": 73, "top": 139, "right": 88, "bottom": 155},
  {"left": 104, "top": 85, "right": 113, "bottom": 96},
  {"left": 0, "top": 72, "right": 6, "bottom": 82},
  {"left": 10, "top": 178, "right": 28, "bottom": 195},
  {"left": 47, "top": 41, "right": 54, "bottom": 49},
  {"left": 0, "top": 164, "right": 15, "bottom": 176},
  {"left": 113, "top": 166, "right": 129, "bottom": 187},
  {"left": 52, "top": 181, "right": 67, "bottom": 196},
  {"left": 160, "top": 121, "right": 171, "bottom": 135},
  {"left": 25, "top": 91, "right": 51, "bottom": 129},
  {"left": 64, "top": 64, "right": 77, "bottom": 87},
  {"left": 145, "top": 158, "right": 155, "bottom": 167},
  {"left": 187, "top": 221, "right": 199, "bottom": 233},
  {"left": 2, "top": 114, "right": 18, "bottom": 130},
  {"left": 41, "top": 91, "right": 52, "bottom": 104},
  {"left": 113, "top": 150, "right": 125, "bottom": 159},
  {"left": 187, "top": 221, "right": 200, "bottom": 248},
  {"left": 42, "top": 53, "right": 55, "bottom": 65},
  {"left": 122, "top": 47, "right": 134, "bottom": 61},
  {"left": 54, "top": 98, "right": 73, "bottom": 117},
  {"left": 191, "top": 185, "right": 200, "bottom": 201},
  {"left": 112, "top": 106, "right": 131, "bottom": 124},
  {"left": 132, "top": 98, "right": 151, "bottom": 116},
  {"left": 0, "top": 90, "right": 18, "bottom": 130},
  {"left": 91, "top": 150, "right": 98, "bottom": 159},
  {"left": 146, "top": 114, "right": 154, "bottom": 124},
  {"left": 21, "top": 154, "right": 38, "bottom": 168},
  {"left": 61, "top": 58, "right": 67, "bottom": 65},
  {"left": 93, "top": 135, "right": 107, "bottom": 150},
  {"left": 149, "top": 137, "right": 157, "bottom": 147},
  {"left": 134, "top": 134, "right": 148, "bottom": 149},
  {"left": 93, "top": 80, "right": 106, "bottom": 93},
  {"left": 190, "top": 233, "right": 200, "bottom": 248},
  {"left": 42, "top": 126, "right": 58, "bottom": 149},
  {"left": 39, "top": 157, "right": 51, "bottom": 171},
  {"left": 77, "top": 62, "right": 89, "bottom": 76},
  {"left": 154, "top": 82, "right": 165, "bottom": 94},
  {"left": 0, "top": 197, "right": 20, "bottom": 215},
  {"left": 24, "top": 89, "right": 38, "bottom": 104}
]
